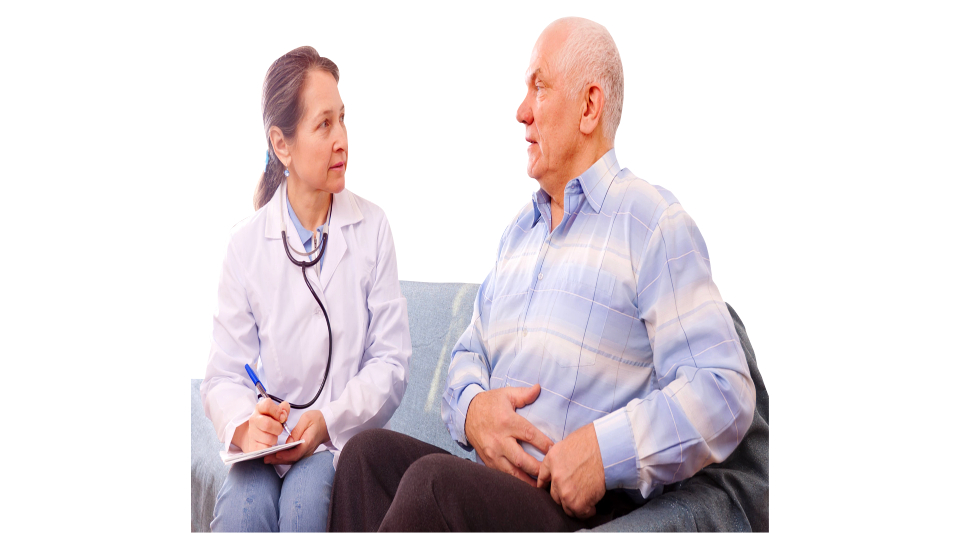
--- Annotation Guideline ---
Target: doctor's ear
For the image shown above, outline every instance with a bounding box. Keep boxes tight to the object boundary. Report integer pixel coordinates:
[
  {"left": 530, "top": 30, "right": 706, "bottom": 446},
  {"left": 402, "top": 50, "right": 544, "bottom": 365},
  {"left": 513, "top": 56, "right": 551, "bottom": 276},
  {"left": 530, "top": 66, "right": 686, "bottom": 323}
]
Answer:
[{"left": 269, "top": 126, "right": 293, "bottom": 167}]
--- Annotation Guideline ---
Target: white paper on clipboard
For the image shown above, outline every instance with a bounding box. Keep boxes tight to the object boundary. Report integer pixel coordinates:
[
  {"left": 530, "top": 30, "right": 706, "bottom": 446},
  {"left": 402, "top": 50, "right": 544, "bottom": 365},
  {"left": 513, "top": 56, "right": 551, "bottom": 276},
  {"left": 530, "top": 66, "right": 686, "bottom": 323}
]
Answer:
[{"left": 220, "top": 440, "right": 305, "bottom": 465}]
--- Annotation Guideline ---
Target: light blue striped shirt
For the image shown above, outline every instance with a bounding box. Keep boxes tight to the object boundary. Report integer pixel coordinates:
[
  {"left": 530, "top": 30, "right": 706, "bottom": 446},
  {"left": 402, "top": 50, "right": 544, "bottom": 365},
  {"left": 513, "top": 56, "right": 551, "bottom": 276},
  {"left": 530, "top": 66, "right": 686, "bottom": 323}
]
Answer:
[{"left": 442, "top": 149, "right": 756, "bottom": 498}]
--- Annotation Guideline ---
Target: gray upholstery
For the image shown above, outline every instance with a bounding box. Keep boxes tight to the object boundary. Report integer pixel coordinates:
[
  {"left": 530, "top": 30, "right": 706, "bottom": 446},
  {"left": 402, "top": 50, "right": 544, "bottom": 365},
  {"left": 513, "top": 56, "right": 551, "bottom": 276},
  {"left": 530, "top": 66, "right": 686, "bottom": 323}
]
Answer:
[
  {"left": 387, "top": 281, "right": 477, "bottom": 459},
  {"left": 191, "top": 280, "right": 768, "bottom": 531}
]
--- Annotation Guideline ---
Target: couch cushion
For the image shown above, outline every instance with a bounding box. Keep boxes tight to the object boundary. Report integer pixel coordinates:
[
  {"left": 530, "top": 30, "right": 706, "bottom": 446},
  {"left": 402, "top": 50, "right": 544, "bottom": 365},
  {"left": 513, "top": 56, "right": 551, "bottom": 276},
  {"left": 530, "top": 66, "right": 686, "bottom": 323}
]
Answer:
[
  {"left": 191, "top": 379, "right": 227, "bottom": 532},
  {"left": 390, "top": 281, "right": 478, "bottom": 459}
]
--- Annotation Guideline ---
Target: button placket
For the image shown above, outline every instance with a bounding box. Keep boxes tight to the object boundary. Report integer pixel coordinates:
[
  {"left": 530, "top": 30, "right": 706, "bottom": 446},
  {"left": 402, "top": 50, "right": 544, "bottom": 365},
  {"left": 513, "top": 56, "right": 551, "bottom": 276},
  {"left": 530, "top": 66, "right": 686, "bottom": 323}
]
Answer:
[{"left": 518, "top": 228, "right": 551, "bottom": 349}]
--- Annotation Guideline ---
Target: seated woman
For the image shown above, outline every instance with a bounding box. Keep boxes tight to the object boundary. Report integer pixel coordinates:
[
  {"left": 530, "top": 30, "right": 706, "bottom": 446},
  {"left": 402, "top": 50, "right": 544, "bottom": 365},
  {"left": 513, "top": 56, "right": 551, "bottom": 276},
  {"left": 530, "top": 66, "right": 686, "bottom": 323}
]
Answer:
[{"left": 200, "top": 46, "right": 411, "bottom": 532}]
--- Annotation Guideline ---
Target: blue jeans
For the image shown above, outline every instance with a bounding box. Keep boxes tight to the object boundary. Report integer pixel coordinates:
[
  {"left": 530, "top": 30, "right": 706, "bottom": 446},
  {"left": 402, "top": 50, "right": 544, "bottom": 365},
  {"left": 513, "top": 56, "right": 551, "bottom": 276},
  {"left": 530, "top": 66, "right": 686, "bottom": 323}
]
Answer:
[{"left": 211, "top": 451, "right": 335, "bottom": 532}]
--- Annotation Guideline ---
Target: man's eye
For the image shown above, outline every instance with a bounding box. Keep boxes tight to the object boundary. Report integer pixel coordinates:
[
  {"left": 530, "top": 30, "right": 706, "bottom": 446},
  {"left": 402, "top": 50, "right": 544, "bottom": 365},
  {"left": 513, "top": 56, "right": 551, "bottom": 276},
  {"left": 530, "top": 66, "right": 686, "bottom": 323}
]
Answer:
[{"left": 320, "top": 120, "right": 328, "bottom": 129}]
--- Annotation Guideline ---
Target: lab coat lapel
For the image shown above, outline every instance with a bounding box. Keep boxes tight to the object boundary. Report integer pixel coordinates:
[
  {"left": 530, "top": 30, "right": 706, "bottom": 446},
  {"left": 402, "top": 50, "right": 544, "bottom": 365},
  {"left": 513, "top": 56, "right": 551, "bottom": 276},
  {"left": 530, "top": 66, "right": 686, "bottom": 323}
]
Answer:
[
  {"left": 319, "top": 190, "right": 363, "bottom": 291},
  {"left": 266, "top": 181, "right": 330, "bottom": 308}
]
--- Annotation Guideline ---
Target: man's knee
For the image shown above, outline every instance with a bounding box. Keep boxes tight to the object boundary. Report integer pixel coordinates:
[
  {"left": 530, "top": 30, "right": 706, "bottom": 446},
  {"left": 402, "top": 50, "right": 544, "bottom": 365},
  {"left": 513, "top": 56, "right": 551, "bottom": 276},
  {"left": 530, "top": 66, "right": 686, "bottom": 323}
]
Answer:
[
  {"left": 338, "top": 428, "right": 396, "bottom": 469},
  {"left": 385, "top": 455, "right": 470, "bottom": 529},
  {"left": 401, "top": 454, "right": 457, "bottom": 489}
]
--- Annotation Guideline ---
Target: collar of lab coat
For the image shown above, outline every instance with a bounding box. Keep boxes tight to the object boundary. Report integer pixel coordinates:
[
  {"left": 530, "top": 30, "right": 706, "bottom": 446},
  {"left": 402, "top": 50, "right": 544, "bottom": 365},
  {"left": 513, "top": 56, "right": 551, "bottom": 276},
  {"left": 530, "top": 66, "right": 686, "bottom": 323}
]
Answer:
[{"left": 264, "top": 180, "right": 364, "bottom": 290}]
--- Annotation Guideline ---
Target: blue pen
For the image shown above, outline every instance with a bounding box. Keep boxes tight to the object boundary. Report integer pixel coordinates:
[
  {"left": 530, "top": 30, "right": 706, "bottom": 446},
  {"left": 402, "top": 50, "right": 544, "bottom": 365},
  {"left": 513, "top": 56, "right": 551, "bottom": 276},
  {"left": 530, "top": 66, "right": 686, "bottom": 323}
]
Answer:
[{"left": 245, "top": 364, "right": 293, "bottom": 438}]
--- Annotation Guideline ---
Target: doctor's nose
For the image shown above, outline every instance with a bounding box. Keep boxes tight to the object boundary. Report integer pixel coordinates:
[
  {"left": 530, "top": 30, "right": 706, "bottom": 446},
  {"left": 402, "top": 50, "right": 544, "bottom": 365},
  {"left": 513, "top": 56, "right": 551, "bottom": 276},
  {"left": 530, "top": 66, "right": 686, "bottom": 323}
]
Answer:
[{"left": 333, "top": 122, "right": 348, "bottom": 152}]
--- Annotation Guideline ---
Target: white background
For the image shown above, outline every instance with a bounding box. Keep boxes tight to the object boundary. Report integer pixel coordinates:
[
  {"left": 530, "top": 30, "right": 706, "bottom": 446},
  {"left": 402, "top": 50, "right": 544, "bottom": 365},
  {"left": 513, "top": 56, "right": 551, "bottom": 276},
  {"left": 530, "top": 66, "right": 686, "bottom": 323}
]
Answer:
[{"left": 2, "top": 1, "right": 957, "bottom": 529}]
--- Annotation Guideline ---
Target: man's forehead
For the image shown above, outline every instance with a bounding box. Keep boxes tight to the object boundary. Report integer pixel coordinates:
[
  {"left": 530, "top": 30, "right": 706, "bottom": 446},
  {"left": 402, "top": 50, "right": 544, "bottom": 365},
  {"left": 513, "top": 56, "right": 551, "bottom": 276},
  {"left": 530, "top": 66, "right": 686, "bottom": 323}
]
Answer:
[{"left": 525, "top": 27, "right": 567, "bottom": 82}]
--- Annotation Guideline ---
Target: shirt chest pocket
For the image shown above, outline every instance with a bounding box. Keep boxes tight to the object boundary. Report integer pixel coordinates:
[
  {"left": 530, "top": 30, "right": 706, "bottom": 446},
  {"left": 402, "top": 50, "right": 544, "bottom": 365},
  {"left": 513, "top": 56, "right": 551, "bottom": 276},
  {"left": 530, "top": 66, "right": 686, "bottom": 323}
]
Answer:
[{"left": 541, "top": 269, "right": 621, "bottom": 368}]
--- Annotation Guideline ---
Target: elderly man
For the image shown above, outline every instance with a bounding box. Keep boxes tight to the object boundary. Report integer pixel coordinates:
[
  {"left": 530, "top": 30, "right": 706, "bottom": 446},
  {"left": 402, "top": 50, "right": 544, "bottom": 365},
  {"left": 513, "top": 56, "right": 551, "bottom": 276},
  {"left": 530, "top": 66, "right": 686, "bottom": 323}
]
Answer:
[{"left": 328, "top": 17, "right": 757, "bottom": 531}]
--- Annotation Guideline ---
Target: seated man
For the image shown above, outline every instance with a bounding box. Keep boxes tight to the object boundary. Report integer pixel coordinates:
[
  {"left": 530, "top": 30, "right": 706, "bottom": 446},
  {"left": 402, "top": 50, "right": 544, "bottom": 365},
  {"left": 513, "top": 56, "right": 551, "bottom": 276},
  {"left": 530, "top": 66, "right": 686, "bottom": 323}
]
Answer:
[{"left": 329, "top": 17, "right": 757, "bottom": 532}]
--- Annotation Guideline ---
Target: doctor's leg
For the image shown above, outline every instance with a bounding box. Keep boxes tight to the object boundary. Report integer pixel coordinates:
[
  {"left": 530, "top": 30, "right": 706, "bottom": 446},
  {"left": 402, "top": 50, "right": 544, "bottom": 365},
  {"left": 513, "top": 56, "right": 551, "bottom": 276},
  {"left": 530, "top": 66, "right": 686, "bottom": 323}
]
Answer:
[
  {"left": 278, "top": 450, "right": 336, "bottom": 532},
  {"left": 211, "top": 459, "right": 283, "bottom": 532}
]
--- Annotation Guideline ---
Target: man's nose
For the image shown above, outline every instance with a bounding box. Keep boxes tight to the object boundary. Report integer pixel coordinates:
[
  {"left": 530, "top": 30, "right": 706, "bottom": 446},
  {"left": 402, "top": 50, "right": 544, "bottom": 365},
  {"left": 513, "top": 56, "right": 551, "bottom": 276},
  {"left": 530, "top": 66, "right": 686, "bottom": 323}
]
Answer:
[{"left": 517, "top": 97, "right": 532, "bottom": 125}]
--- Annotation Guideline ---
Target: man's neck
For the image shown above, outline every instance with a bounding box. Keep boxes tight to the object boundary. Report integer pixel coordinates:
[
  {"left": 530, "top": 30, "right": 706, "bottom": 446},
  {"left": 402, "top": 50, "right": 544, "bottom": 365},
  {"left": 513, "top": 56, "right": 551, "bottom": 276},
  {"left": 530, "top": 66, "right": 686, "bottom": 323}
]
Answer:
[{"left": 541, "top": 141, "right": 612, "bottom": 231}]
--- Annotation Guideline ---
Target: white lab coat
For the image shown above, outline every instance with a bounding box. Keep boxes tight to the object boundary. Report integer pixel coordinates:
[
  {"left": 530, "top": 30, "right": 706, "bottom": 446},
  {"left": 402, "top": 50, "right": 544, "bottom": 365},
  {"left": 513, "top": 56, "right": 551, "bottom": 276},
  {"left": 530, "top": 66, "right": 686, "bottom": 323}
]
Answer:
[{"left": 201, "top": 181, "right": 411, "bottom": 476}]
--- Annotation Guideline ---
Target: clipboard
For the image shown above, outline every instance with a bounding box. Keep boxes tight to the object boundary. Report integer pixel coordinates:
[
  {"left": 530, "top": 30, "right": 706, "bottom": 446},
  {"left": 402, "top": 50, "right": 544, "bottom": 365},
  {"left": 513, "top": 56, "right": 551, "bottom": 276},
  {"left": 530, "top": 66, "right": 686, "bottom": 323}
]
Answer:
[{"left": 220, "top": 440, "right": 305, "bottom": 465}]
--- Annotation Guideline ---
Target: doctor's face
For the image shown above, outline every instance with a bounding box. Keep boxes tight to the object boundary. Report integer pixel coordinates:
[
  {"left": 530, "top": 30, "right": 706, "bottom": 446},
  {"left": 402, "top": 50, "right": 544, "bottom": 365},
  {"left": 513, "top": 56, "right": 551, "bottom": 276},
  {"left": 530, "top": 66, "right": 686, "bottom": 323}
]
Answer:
[
  {"left": 286, "top": 69, "right": 348, "bottom": 194},
  {"left": 516, "top": 25, "right": 582, "bottom": 185}
]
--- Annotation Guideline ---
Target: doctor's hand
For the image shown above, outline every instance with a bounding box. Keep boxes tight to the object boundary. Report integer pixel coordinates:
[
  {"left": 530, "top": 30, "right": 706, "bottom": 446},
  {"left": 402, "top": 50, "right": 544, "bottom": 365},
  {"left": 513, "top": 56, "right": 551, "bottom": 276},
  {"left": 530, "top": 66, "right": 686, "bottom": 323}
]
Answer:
[
  {"left": 234, "top": 398, "right": 291, "bottom": 453},
  {"left": 265, "top": 410, "right": 330, "bottom": 465},
  {"left": 537, "top": 422, "right": 606, "bottom": 519},
  {"left": 465, "top": 384, "right": 554, "bottom": 487}
]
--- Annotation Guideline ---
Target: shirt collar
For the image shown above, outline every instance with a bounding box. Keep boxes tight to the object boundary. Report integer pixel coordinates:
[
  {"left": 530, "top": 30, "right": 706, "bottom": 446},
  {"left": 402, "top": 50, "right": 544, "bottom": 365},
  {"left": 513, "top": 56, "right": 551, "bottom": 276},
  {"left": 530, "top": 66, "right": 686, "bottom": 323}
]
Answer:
[
  {"left": 286, "top": 192, "right": 324, "bottom": 248},
  {"left": 529, "top": 148, "right": 620, "bottom": 227}
]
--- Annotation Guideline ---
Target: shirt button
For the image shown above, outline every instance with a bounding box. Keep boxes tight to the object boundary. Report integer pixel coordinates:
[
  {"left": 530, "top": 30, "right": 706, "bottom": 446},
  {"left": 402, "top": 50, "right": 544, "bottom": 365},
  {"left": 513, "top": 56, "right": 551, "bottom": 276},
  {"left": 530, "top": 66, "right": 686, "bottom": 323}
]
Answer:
[
  {"left": 522, "top": 329, "right": 528, "bottom": 337},
  {"left": 538, "top": 273, "right": 543, "bottom": 280}
]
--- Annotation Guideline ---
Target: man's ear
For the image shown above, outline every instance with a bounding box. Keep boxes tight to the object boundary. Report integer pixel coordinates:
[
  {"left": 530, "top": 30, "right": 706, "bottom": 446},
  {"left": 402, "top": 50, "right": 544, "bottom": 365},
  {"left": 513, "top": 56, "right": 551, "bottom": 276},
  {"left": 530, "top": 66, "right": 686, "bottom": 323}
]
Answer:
[
  {"left": 269, "top": 126, "right": 292, "bottom": 167},
  {"left": 579, "top": 84, "right": 605, "bottom": 136}
]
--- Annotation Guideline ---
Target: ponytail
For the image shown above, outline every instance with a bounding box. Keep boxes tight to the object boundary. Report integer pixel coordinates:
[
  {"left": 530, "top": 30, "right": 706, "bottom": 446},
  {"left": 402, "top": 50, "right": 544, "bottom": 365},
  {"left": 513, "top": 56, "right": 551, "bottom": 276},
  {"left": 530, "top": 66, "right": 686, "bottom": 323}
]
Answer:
[{"left": 254, "top": 149, "right": 285, "bottom": 210}]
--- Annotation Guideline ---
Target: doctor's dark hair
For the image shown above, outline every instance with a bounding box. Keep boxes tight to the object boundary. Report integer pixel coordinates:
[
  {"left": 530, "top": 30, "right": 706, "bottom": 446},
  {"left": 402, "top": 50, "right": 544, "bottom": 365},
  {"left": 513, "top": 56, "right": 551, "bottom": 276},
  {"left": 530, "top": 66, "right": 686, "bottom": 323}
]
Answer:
[{"left": 255, "top": 47, "right": 339, "bottom": 210}]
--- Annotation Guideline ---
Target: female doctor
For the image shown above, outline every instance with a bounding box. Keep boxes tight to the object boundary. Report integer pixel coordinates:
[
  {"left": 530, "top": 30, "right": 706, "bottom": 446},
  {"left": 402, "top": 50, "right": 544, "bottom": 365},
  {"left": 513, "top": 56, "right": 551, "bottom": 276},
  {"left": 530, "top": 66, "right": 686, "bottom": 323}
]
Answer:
[{"left": 200, "top": 47, "right": 411, "bottom": 532}]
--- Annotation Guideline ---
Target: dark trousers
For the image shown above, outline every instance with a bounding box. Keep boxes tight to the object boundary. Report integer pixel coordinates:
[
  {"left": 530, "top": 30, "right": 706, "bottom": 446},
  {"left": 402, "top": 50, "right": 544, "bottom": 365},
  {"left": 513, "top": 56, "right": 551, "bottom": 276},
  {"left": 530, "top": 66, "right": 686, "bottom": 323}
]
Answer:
[{"left": 328, "top": 428, "right": 638, "bottom": 532}]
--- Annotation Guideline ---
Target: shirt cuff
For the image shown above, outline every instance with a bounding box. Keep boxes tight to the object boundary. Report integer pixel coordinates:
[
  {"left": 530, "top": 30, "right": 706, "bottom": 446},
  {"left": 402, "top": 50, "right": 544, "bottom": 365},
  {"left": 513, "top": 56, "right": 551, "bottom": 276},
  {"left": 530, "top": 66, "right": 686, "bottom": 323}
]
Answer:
[
  {"left": 593, "top": 409, "right": 639, "bottom": 490},
  {"left": 455, "top": 383, "right": 485, "bottom": 450}
]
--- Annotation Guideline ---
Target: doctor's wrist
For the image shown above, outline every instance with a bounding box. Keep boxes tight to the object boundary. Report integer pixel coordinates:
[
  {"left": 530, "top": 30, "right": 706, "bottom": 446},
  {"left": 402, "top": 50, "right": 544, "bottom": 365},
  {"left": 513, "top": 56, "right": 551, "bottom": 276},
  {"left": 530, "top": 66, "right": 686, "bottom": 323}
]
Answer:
[{"left": 232, "top": 421, "right": 251, "bottom": 451}]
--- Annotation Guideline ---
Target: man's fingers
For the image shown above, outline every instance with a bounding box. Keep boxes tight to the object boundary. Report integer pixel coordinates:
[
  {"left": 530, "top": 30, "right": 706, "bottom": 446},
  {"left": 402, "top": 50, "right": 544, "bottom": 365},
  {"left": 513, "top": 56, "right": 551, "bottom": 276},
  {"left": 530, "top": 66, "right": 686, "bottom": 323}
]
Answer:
[
  {"left": 509, "top": 441, "right": 542, "bottom": 480},
  {"left": 575, "top": 505, "right": 597, "bottom": 520},
  {"left": 511, "top": 416, "right": 554, "bottom": 454},
  {"left": 278, "top": 401, "right": 290, "bottom": 423},
  {"left": 497, "top": 457, "right": 537, "bottom": 487},
  {"left": 510, "top": 384, "right": 542, "bottom": 409},
  {"left": 537, "top": 459, "right": 552, "bottom": 489},
  {"left": 549, "top": 477, "right": 562, "bottom": 506}
]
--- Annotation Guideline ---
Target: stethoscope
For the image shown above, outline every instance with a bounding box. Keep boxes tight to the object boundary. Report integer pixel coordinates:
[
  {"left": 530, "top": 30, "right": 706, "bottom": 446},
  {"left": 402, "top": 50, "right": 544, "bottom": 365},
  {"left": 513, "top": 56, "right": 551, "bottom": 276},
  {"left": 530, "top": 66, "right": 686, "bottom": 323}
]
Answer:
[{"left": 259, "top": 185, "right": 334, "bottom": 410}]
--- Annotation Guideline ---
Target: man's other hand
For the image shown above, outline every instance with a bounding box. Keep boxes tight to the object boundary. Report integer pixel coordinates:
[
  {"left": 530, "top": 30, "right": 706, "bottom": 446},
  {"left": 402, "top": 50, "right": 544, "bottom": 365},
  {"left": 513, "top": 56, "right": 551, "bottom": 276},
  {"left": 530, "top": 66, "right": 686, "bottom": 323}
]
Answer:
[
  {"left": 465, "top": 384, "right": 554, "bottom": 486},
  {"left": 537, "top": 422, "right": 606, "bottom": 519}
]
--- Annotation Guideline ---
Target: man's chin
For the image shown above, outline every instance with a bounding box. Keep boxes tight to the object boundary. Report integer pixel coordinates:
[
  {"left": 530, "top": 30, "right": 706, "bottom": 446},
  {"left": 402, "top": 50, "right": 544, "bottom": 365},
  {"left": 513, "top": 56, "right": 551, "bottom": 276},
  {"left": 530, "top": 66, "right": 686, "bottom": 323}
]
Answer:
[{"left": 526, "top": 159, "right": 542, "bottom": 180}]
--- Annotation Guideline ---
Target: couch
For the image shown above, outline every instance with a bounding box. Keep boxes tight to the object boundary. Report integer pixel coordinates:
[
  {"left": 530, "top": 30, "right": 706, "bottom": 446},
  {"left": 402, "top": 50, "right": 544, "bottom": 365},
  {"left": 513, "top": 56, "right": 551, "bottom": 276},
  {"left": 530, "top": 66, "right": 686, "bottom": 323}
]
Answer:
[{"left": 191, "top": 281, "right": 769, "bottom": 531}]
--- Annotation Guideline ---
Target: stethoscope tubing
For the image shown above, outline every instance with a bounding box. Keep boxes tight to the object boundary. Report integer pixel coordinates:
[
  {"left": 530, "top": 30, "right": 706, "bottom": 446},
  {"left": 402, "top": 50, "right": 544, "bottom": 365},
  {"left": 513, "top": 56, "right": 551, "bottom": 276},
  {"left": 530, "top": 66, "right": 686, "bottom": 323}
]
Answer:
[{"left": 264, "top": 191, "right": 334, "bottom": 411}]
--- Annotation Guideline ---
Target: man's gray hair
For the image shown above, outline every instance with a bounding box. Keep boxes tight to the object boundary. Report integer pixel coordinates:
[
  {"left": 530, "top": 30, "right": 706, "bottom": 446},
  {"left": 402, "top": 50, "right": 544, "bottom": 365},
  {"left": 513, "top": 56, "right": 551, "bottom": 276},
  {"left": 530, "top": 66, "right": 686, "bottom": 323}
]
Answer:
[{"left": 552, "top": 18, "right": 624, "bottom": 141}]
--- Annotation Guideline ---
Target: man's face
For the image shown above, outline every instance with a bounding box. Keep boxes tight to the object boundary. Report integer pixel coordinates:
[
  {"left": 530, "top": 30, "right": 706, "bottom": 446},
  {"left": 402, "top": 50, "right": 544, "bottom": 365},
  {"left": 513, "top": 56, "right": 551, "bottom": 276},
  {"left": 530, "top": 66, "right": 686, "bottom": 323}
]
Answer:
[{"left": 516, "top": 25, "right": 583, "bottom": 184}]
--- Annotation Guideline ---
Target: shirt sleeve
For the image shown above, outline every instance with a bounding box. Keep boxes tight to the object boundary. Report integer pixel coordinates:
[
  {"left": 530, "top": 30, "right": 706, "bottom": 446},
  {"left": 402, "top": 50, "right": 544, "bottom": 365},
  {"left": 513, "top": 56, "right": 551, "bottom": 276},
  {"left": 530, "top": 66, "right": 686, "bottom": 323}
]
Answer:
[
  {"left": 200, "top": 239, "right": 260, "bottom": 451},
  {"left": 592, "top": 204, "right": 757, "bottom": 497},
  {"left": 318, "top": 214, "right": 411, "bottom": 451}
]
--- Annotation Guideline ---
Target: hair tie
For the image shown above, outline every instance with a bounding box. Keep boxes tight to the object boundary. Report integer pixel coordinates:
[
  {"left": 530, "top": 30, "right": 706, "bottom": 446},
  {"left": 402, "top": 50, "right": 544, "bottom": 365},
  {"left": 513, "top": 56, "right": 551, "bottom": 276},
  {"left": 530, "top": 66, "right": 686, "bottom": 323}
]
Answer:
[{"left": 265, "top": 150, "right": 270, "bottom": 171}]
